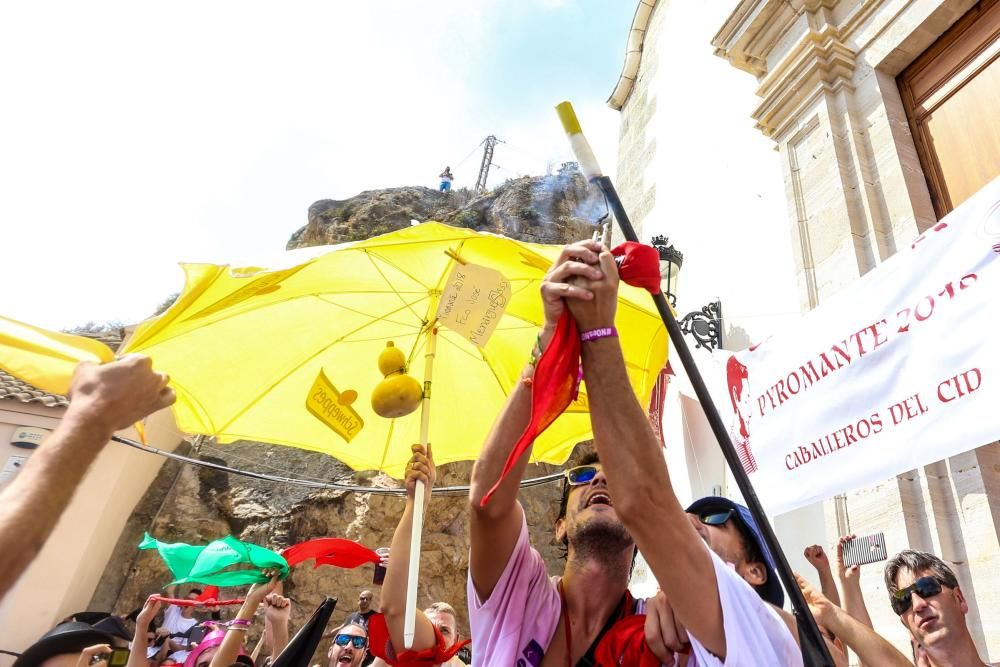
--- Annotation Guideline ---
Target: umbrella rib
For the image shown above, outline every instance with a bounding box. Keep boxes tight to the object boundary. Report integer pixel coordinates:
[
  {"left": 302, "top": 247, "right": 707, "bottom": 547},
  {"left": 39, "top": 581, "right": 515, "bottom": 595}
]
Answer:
[
  {"left": 212, "top": 295, "right": 429, "bottom": 435},
  {"left": 361, "top": 250, "right": 433, "bottom": 325},
  {"left": 313, "top": 295, "right": 425, "bottom": 332}
]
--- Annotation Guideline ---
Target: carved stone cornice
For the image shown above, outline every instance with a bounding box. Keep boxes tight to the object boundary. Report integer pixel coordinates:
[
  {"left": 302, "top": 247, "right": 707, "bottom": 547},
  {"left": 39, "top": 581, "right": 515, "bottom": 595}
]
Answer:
[
  {"left": 714, "top": 0, "right": 861, "bottom": 140},
  {"left": 713, "top": 0, "right": 800, "bottom": 77},
  {"left": 752, "top": 27, "right": 857, "bottom": 138}
]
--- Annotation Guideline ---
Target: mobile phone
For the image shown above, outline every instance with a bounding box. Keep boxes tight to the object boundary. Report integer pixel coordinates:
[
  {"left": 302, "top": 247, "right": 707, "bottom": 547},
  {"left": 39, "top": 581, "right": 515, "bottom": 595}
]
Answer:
[
  {"left": 842, "top": 532, "right": 888, "bottom": 568},
  {"left": 108, "top": 648, "right": 130, "bottom": 667},
  {"left": 91, "top": 648, "right": 129, "bottom": 666},
  {"left": 188, "top": 625, "right": 210, "bottom": 645}
]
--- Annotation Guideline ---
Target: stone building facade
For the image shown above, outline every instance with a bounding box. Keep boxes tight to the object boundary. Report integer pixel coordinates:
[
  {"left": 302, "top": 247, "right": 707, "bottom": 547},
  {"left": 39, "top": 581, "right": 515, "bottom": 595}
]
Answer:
[{"left": 612, "top": 0, "right": 999, "bottom": 659}]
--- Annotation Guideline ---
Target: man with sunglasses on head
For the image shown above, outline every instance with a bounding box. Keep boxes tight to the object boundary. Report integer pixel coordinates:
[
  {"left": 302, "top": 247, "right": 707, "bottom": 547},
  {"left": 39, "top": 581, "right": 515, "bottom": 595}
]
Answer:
[
  {"left": 468, "top": 240, "right": 801, "bottom": 666},
  {"left": 884, "top": 550, "right": 993, "bottom": 666}
]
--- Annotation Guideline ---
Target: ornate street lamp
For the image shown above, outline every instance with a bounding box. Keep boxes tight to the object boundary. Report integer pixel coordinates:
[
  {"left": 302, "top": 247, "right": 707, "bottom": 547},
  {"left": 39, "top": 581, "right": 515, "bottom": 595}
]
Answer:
[
  {"left": 651, "top": 235, "right": 683, "bottom": 308},
  {"left": 650, "top": 235, "right": 723, "bottom": 351}
]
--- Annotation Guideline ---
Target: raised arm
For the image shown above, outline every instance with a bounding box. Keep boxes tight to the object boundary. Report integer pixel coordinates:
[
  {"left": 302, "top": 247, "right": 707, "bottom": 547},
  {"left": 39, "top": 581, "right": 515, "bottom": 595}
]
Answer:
[
  {"left": 379, "top": 444, "right": 439, "bottom": 653},
  {"left": 797, "top": 574, "right": 910, "bottom": 667},
  {"left": 0, "top": 355, "right": 175, "bottom": 600},
  {"left": 804, "top": 545, "right": 842, "bottom": 608},
  {"left": 467, "top": 240, "right": 604, "bottom": 600},
  {"left": 567, "top": 249, "right": 726, "bottom": 658},
  {"left": 263, "top": 593, "right": 291, "bottom": 662},
  {"left": 209, "top": 575, "right": 279, "bottom": 667},
  {"left": 836, "top": 536, "right": 874, "bottom": 629},
  {"left": 126, "top": 596, "right": 162, "bottom": 667}
]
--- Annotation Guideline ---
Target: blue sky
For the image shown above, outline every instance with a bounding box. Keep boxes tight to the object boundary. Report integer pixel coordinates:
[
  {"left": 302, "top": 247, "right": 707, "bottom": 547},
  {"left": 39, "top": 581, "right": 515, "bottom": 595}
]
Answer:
[{"left": 0, "top": 1, "right": 634, "bottom": 330}]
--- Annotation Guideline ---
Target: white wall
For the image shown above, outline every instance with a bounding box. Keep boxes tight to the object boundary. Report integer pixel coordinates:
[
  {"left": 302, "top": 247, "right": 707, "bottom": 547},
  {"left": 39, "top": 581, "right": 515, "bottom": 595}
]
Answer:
[{"left": 0, "top": 403, "right": 182, "bottom": 665}]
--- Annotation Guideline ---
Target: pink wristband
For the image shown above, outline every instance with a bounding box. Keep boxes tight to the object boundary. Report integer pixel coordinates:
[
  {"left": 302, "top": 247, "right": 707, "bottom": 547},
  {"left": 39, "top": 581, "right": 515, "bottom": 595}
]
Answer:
[
  {"left": 229, "top": 619, "right": 252, "bottom": 627},
  {"left": 580, "top": 326, "right": 618, "bottom": 342}
]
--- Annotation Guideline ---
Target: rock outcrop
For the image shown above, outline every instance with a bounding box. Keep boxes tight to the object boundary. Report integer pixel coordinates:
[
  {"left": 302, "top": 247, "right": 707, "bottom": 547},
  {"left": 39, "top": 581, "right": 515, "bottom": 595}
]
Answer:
[
  {"left": 287, "top": 162, "right": 605, "bottom": 249},
  {"left": 94, "top": 165, "right": 603, "bottom": 658}
]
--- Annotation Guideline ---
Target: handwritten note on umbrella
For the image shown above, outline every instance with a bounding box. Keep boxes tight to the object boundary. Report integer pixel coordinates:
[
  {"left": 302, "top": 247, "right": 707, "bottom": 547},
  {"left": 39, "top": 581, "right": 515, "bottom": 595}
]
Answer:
[{"left": 436, "top": 262, "right": 511, "bottom": 347}]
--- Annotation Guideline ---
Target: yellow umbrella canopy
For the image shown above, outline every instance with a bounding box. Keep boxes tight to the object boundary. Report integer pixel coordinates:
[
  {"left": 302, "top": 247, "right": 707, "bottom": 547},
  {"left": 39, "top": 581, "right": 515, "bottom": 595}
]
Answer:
[
  {"left": 124, "top": 222, "right": 667, "bottom": 477},
  {"left": 0, "top": 315, "right": 115, "bottom": 394}
]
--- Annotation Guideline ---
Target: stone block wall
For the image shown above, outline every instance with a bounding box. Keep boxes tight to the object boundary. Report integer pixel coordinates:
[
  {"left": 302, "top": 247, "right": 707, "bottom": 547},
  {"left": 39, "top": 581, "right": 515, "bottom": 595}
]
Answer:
[{"left": 713, "top": 0, "right": 1000, "bottom": 659}]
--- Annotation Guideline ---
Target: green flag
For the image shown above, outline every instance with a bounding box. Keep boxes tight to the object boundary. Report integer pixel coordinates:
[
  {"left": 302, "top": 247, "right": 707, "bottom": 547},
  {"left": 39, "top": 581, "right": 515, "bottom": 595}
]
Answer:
[{"left": 139, "top": 534, "right": 289, "bottom": 586}]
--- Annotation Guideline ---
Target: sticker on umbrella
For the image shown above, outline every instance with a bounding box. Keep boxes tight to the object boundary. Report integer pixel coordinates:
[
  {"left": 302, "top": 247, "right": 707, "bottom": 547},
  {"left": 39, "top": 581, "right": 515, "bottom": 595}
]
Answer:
[
  {"left": 436, "top": 262, "right": 511, "bottom": 347},
  {"left": 306, "top": 370, "right": 364, "bottom": 442}
]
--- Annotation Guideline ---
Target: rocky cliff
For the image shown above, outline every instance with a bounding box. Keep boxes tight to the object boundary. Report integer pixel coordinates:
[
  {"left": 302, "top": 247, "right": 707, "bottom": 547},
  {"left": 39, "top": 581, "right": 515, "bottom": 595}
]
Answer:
[
  {"left": 93, "top": 165, "right": 604, "bottom": 655},
  {"left": 288, "top": 162, "right": 605, "bottom": 248}
]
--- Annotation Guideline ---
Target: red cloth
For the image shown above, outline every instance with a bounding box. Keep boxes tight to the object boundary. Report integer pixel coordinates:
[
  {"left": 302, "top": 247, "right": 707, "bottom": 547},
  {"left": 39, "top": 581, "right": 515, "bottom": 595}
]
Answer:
[
  {"left": 611, "top": 242, "right": 661, "bottom": 295},
  {"left": 281, "top": 538, "right": 380, "bottom": 569},
  {"left": 367, "top": 613, "right": 471, "bottom": 667},
  {"left": 150, "top": 595, "right": 244, "bottom": 607},
  {"left": 593, "top": 615, "right": 671, "bottom": 667},
  {"left": 195, "top": 586, "right": 221, "bottom": 603},
  {"left": 480, "top": 242, "right": 661, "bottom": 507}
]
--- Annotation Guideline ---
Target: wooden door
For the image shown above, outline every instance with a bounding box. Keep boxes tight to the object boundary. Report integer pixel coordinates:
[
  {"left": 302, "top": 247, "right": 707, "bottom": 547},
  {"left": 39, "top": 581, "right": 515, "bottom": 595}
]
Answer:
[{"left": 899, "top": 0, "right": 1000, "bottom": 217}]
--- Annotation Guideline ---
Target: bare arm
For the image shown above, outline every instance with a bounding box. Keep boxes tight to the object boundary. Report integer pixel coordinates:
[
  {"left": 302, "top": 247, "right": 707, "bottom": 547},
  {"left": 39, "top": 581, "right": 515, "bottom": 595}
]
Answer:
[
  {"left": 804, "top": 545, "right": 842, "bottom": 608},
  {"left": 0, "top": 355, "right": 174, "bottom": 600},
  {"left": 209, "top": 576, "right": 279, "bottom": 667},
  {"left": 569, "top": 250, "right": 725, "bottom": 658},
  {"left": 127, "top": 597, "right": 162, "bottom": 667},
  {"left": 836, "top": 536, "right": 874, "bottom": 630},
  {"left": 467, "top": 241, "right": 604, "bottom": 601},
  {"left": 380, "top": 444, "right": 438, "bottom": 653},
  {"left": 263, "top": 593, "right": 291, "bottom": 662},
  {"left": 797, "top": 574, "right": 910, "bottom": 667}
]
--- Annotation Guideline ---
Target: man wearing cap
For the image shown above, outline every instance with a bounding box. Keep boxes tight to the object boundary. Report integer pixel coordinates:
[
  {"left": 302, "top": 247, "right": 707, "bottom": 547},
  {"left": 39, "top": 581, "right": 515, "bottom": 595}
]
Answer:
[
  {"left": 12, "top": 621, "right": 115, "bottom": 667},
  {"left": 468, "top": 241, "right": 800, "bottom": 666}
]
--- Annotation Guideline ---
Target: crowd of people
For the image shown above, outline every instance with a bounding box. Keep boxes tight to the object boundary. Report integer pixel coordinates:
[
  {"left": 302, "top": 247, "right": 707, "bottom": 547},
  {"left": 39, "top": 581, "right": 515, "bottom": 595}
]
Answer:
[{"left": 0, "top": 240, "right": 994, "bottom": 666}]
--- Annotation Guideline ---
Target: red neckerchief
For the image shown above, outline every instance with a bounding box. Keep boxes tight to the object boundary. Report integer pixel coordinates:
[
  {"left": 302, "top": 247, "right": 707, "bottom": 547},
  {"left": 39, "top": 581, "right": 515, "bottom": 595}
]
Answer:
[
  {"left": 558, "top": 580, "right": 634, "bottom": 667},
  {"left": 480, "top": 242, "right": 661, "bottom": 507}
]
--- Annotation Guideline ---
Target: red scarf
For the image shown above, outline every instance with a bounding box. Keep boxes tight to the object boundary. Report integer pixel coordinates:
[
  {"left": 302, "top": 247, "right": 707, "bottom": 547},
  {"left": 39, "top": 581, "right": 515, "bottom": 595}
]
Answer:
[
  {"left": 481, "top": 242, "right": 661, "bottom": 506},
  {"left": 281, "top": 538, "right": 380, "bottom": 569},
  {"left": 594, "top": 615, "right": 681, "bottom": 666},
  {"left": 367, "top": 613, "right": 470, "bottom": 667}
]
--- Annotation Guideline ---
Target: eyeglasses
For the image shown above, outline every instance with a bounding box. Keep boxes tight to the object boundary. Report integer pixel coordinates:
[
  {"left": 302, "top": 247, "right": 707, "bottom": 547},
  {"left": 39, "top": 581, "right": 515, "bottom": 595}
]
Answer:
[
  {"left": 891, "top": 576, "right": 944, "bottom": 615},
  {"left": 334, "top": 634, "right": 368, "bottom": 649},
  {"left": 695, "top": 508, "right": 737, "bottom": 527},
  {"left": 565, "top": 464, "right": 601, "bottom": 486}
]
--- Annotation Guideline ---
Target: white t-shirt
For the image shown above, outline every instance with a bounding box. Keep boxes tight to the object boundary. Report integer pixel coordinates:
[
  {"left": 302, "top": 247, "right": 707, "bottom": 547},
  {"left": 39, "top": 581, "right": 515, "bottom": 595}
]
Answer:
[
  {"left": 684, "top": 549, "right": 802, "bottom": 666},
  {"left": 162, "top": 605, "right": 198, "bottom": 661}
]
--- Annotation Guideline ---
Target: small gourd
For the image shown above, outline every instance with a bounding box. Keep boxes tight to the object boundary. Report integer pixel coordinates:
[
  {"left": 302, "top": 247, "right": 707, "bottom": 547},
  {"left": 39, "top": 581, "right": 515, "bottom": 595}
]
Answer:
[{"left": 371, "top": 341, "right": 423, "bottom": 418}]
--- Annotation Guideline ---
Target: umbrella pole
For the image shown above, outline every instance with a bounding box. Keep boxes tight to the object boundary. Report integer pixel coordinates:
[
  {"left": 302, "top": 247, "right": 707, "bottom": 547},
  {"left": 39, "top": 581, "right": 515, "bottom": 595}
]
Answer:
[{"left": 404, "top": 326, "right": 437, "bottom": 648}]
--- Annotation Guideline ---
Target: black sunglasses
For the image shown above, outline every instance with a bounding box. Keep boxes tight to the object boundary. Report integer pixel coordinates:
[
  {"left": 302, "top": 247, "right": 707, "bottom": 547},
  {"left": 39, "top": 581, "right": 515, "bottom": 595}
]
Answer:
[
  {"left": 891, "top": 576, "right": 944, "bottom": 615},
  {"left": 565, "top": 464, "right": 600, "bottom": 486},
  {"left": 696, "top": 508, "right": 736, "bottom": 526},
  {"left": 334, "top": 634, "right": 368, "bottom": 649}
]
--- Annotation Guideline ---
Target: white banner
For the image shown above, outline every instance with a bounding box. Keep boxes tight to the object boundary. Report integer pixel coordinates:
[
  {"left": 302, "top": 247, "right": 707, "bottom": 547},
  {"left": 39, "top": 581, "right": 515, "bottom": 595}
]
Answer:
[{"left": 722, "top": 177, "right": 1000, "bottom": 515}]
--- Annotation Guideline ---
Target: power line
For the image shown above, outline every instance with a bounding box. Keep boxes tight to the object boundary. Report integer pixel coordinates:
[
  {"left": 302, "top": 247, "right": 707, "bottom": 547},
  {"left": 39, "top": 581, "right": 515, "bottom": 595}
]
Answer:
[{"left": 110, "top": 436, "right": 565, "bottom": 496}]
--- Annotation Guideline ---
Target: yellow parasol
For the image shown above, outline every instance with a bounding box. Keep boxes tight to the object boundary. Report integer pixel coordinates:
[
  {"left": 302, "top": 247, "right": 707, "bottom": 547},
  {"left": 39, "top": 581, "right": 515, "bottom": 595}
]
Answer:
[
  {"left": 123, "top": 222, "right": 668, "bottom": 477},
  {"left": 0, "top": 315, "right": 115, "bottom": 394}
]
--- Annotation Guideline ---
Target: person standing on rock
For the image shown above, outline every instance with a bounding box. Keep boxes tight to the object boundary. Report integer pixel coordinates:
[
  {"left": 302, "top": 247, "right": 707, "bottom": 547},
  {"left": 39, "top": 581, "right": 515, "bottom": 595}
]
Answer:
[{"left": 438, "top": 167, "right": 454, "bottom": 193}]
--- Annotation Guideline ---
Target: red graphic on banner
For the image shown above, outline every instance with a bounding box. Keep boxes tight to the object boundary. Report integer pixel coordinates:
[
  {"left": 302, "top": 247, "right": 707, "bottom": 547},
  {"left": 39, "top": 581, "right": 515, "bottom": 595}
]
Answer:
[{"left": 726, "top": 355, "right": 757, "bottom": 474}]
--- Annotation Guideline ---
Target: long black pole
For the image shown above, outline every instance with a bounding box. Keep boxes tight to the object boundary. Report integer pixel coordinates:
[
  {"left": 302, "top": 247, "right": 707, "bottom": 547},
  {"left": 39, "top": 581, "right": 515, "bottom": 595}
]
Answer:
[{"left": 595, "top": 176, "right": 833, "bottom": 666}]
